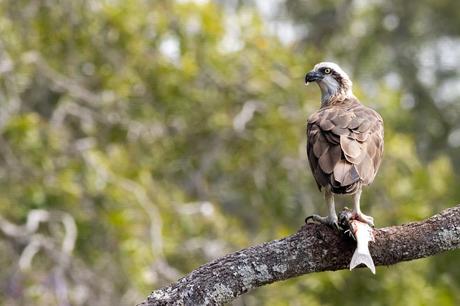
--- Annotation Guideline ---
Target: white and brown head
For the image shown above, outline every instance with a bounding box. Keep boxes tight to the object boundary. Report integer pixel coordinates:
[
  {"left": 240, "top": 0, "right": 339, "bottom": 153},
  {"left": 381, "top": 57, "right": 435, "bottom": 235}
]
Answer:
[{"left": 305, "top": 62, "right": 354, "bottom": 105}]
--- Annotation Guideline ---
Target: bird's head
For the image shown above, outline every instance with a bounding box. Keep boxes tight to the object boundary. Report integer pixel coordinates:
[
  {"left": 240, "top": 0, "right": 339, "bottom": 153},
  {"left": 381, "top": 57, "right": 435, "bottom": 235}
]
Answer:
[{"left": 305, "top": 62, "right": 354, "bottom": 105}]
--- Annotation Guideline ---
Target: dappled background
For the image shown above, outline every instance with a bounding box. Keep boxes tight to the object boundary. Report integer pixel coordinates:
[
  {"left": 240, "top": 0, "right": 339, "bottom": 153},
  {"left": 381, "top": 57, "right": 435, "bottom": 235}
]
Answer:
[{"left": 1, "top": 0, "right": 460, "bottom": 305}]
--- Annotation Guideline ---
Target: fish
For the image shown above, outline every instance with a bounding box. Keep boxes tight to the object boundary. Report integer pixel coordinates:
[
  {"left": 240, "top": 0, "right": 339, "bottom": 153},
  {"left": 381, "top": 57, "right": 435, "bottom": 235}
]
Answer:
[{"left": 349, "top": 219, "right": 376, "bottom": 274}]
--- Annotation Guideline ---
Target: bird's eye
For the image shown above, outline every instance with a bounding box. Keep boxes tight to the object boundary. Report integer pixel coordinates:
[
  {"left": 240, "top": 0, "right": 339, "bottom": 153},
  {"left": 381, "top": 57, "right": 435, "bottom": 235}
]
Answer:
[{"left": 324, "top": 68, "right": 331, "bottom": 74}]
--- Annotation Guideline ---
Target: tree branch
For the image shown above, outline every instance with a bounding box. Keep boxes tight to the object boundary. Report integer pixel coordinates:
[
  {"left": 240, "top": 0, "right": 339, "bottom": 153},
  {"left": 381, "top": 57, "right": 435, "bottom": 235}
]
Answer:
[{"left": 138, "top": 205, "right": 460, "bottom": 306}]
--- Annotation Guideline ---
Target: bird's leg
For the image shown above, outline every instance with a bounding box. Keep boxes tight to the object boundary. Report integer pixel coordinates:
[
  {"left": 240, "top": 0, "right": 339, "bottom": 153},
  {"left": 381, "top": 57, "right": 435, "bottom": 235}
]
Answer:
[
  {"left": 306, "top": 189, "right": 341, "bottom": 230},
  {"left": 352, "top": 188, "right": 374, "bottom": 227}
]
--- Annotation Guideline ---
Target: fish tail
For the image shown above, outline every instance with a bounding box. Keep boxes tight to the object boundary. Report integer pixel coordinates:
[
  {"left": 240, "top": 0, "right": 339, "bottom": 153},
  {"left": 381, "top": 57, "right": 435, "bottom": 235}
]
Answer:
[{"left": 349, "top": 249, "right": 376, "bottom": 274}]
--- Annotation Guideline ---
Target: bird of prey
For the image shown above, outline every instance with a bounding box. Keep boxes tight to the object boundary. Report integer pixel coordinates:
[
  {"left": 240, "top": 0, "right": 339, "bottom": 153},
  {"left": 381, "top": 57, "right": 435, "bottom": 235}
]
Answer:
[{"left": 305, "top": 62, "right": 384, "bottom": 229}]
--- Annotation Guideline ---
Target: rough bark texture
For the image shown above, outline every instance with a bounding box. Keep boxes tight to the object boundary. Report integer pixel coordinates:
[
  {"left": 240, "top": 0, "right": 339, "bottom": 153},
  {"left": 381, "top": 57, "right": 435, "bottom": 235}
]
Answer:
[{"left": 138, "top": 205, "right": 460, "bottom": 306}]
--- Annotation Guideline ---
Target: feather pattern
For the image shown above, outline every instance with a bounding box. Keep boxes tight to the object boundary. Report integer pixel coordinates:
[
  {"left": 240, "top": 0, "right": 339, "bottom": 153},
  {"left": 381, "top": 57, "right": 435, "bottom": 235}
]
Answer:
[{"left": 306, "top": 97, "right": 384, "bottom": 194}]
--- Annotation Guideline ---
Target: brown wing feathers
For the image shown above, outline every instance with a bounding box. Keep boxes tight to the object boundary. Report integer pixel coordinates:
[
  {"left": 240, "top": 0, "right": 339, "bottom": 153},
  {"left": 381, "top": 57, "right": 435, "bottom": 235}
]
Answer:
[{"left": 306, "top": 99, "right": 383, "bottom": 194}]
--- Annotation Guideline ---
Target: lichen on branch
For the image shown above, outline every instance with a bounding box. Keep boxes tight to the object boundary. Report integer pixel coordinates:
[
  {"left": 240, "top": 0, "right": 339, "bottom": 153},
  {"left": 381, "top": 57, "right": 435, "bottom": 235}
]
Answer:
[{"left": 138, "top": 205, "right": 460, "bottom": 306}]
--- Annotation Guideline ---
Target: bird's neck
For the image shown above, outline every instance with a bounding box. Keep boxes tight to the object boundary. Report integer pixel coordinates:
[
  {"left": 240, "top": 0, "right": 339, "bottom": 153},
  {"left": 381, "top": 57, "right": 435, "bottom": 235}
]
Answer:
[{"left": 320, "top": 86, "right": 354, "bottom": 107}]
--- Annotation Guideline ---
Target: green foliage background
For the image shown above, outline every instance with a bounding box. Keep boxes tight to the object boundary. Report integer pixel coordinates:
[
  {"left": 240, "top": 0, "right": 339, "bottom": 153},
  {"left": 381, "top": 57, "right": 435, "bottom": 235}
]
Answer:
[{"left": 0, "top": 1, "right": 459, "bottom": 305}]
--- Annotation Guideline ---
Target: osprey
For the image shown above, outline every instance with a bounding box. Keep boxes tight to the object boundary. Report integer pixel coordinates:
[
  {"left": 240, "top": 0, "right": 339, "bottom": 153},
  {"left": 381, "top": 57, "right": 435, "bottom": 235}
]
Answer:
[{"left": 305, "top": 62, "right": 384, "bottom": 228}]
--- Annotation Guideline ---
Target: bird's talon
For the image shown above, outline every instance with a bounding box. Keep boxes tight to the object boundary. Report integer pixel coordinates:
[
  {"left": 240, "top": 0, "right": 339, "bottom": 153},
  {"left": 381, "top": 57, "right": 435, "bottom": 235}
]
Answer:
[
  {"left": 306, "top": 214, "right": 342, "bottom": 230},
  {"left": 352, "top": 212, "right": 375, "bottom": 227},
  {"left": 305, "top": 215, "right": 315, "bottom": 224},
  {"left": 333, "top": 222, "right": 343, "bottom": 231}
]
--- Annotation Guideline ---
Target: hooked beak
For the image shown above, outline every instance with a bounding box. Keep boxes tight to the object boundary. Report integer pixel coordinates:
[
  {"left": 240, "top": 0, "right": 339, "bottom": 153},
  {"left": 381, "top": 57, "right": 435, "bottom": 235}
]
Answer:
[{"left": 305, "top": 71, "right": 323, "bottom": 85}]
